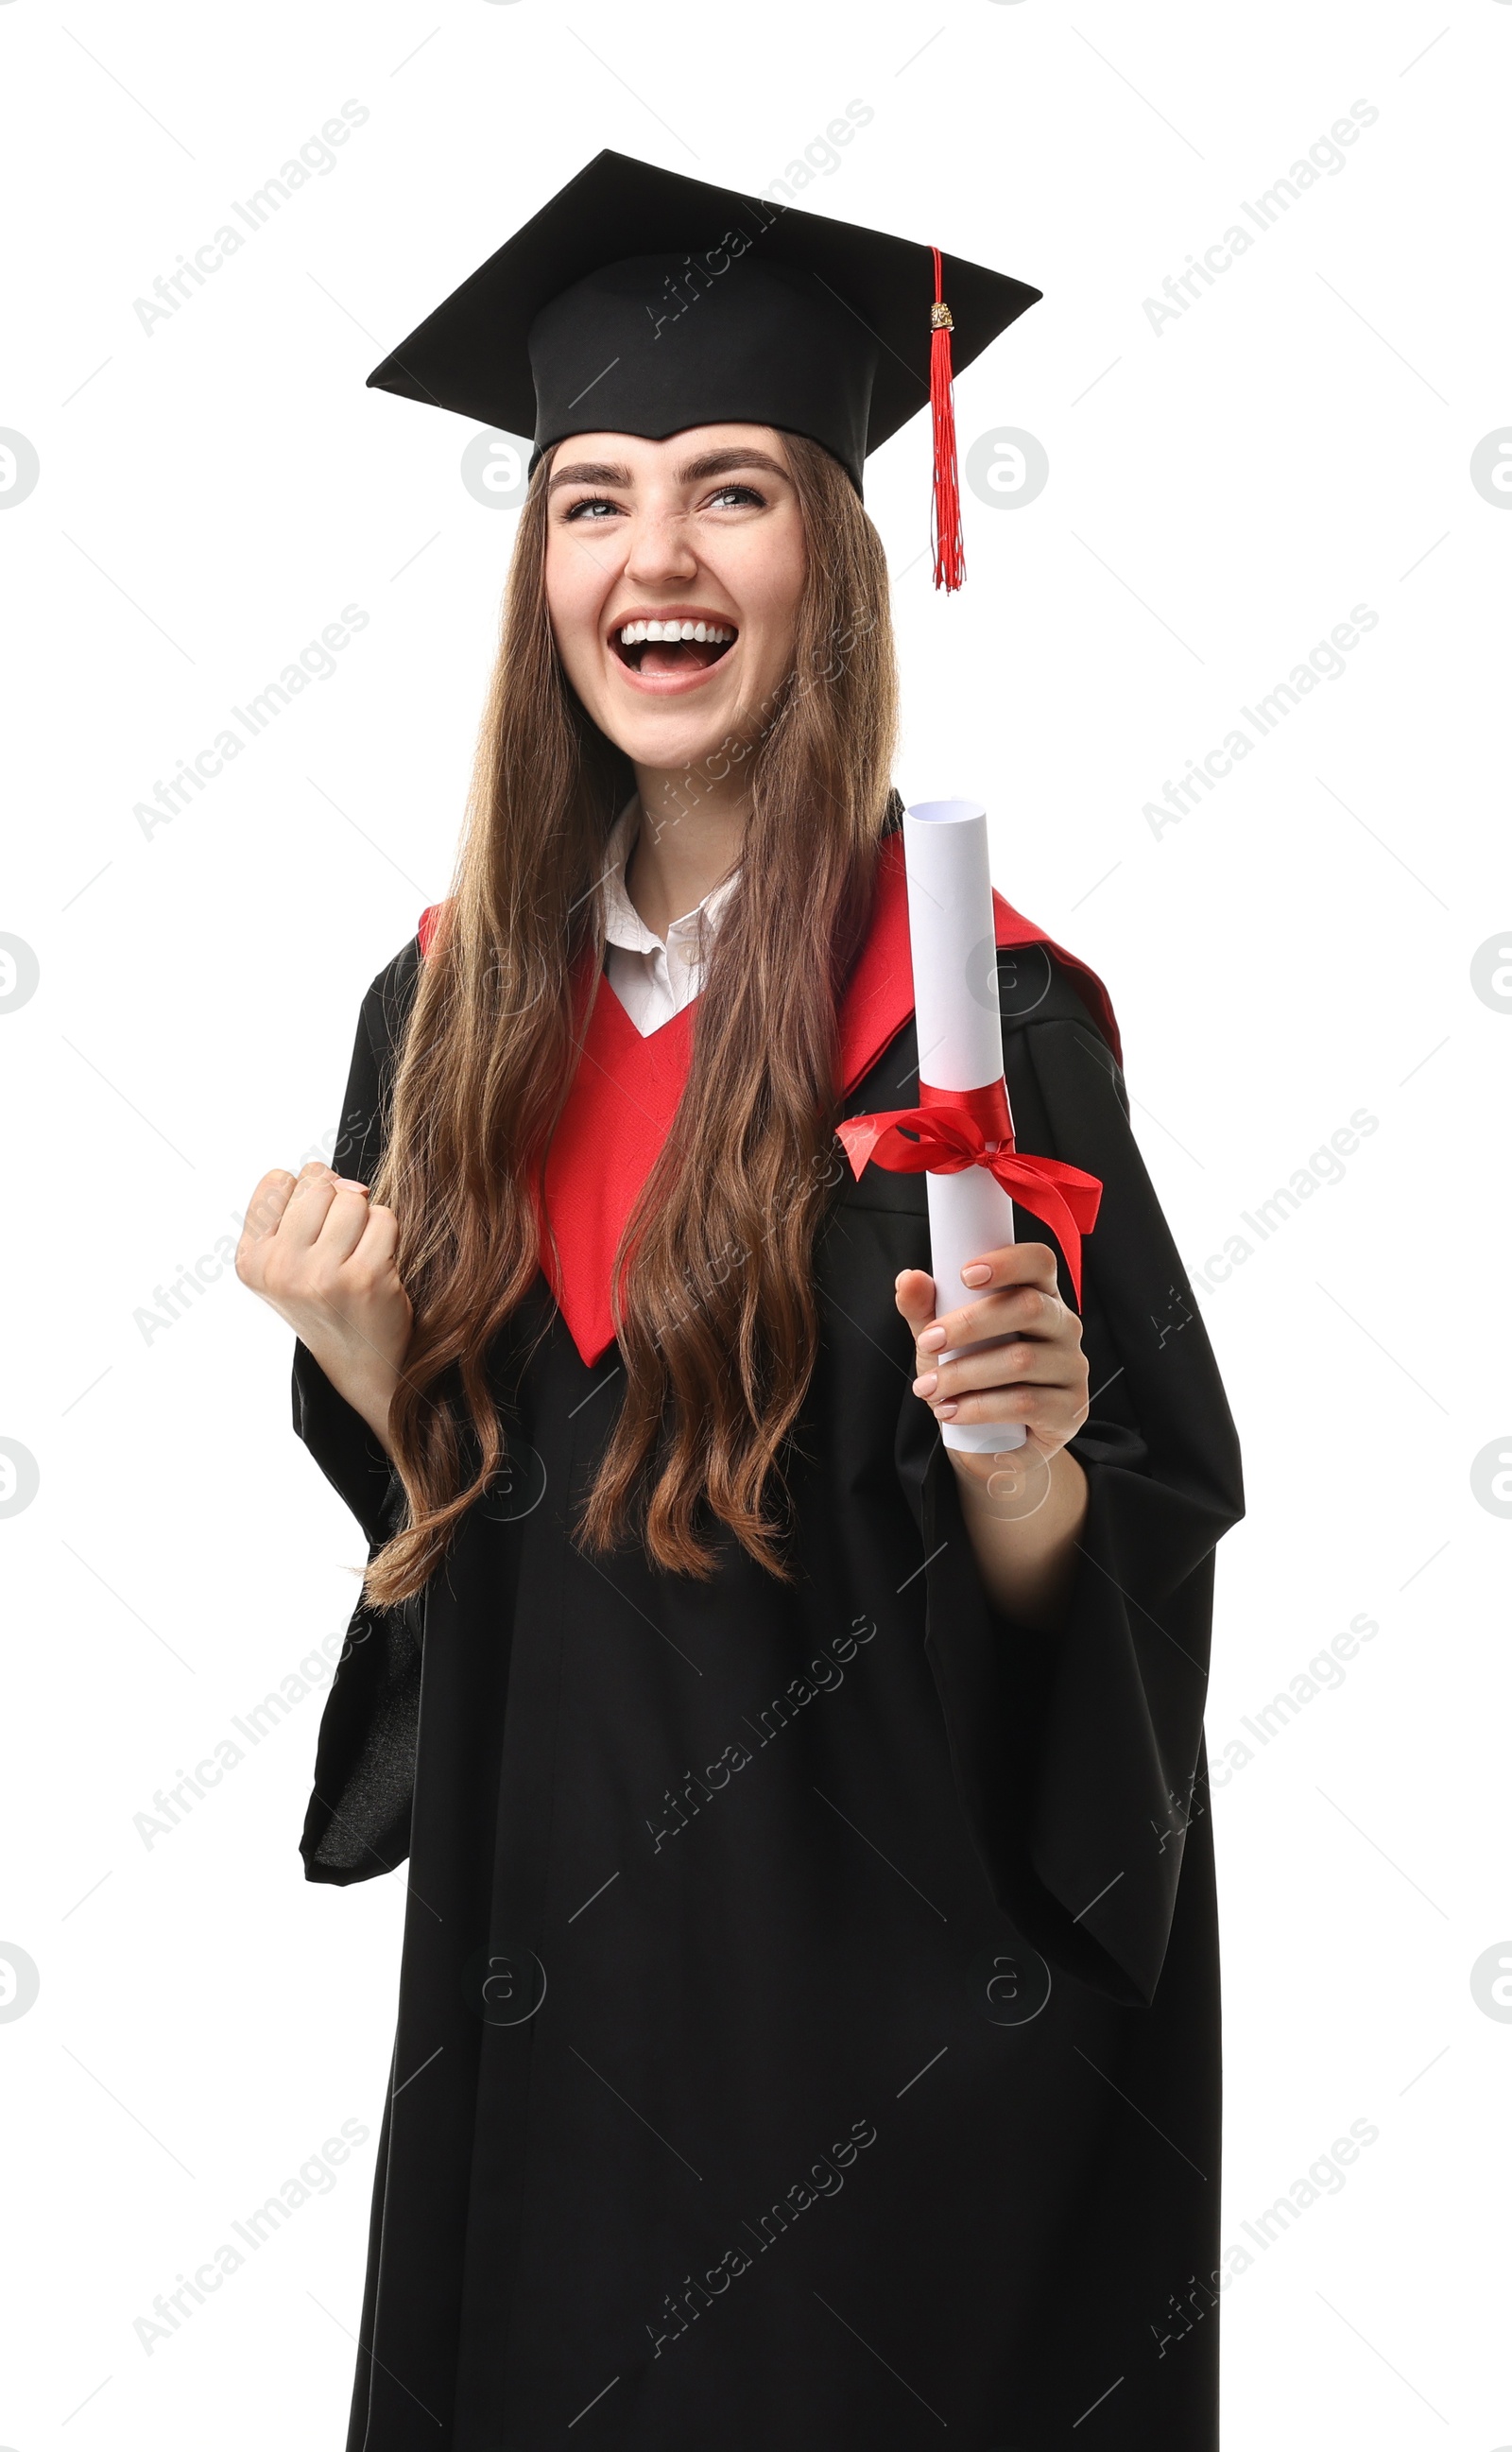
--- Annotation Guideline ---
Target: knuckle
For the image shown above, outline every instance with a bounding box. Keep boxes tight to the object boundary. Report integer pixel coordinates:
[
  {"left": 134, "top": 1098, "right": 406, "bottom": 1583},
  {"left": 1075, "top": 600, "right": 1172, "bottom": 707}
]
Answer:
[{"left": 246, "top": 1178, "right": 287, "bottom": 1227}]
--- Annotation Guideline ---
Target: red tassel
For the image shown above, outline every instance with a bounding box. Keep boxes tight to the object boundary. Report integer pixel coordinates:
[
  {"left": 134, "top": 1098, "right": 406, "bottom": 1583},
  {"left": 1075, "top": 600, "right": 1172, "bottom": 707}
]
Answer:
[{"left": 929, "top": 244, "right": 965, "bottom": 592}]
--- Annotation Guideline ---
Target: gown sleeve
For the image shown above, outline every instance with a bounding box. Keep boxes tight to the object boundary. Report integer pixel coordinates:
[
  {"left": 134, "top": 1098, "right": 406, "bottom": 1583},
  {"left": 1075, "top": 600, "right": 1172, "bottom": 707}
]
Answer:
[
  {"left": 901, "top": 967, "right": 1245, "bottom": 2008},
  {"left": 292, "top": 941, "right": 426, "bottom": 1887}
]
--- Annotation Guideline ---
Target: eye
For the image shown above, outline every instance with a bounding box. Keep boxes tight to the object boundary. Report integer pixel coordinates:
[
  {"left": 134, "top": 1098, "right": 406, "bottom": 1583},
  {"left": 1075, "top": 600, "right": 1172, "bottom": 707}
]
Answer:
[
  {"left": 705, "top": 483, "right": 765, "bottom": 510},
  {"left": 562, "top": 494, "right": 624, "bottom": 522}
]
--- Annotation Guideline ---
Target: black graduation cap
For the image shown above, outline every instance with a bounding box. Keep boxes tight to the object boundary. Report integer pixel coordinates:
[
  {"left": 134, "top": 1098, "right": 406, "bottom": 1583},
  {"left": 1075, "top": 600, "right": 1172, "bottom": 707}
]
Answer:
[{"left": 366, "top": 148, "right": 1040, "bottom": 588}]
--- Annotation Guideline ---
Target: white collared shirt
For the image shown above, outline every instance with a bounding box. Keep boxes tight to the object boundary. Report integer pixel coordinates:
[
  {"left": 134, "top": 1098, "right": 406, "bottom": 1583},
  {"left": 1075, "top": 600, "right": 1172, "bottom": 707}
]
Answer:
[{"left": 598, "top": 795, "right": 742, "bottom": 1037}]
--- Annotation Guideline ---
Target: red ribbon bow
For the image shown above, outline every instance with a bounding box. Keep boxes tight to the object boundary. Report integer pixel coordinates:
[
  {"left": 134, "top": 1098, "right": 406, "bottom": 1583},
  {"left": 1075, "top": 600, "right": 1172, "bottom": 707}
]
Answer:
[{"left": 833, "top": 1076, "right": 1103, "bottom": 1304}]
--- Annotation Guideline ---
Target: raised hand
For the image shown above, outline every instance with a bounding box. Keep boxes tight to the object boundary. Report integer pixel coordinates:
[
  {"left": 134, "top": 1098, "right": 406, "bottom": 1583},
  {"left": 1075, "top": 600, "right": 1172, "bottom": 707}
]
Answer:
[{"left": 235, "top": 1162, "right": 412, "bottom": 1456}]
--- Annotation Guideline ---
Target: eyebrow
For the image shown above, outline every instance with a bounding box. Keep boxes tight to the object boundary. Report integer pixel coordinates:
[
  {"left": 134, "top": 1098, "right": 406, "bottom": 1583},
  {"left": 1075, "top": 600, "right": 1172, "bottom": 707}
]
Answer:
[{"left": 546, "top": 445, "right": 791, "bottom": 496}]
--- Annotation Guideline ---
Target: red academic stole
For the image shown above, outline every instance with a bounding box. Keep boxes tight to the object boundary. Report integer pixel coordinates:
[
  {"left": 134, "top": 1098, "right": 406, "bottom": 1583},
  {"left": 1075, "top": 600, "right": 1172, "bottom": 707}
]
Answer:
[{"left": 416, "top": 830, "right": 1117, "bottom": 1368}]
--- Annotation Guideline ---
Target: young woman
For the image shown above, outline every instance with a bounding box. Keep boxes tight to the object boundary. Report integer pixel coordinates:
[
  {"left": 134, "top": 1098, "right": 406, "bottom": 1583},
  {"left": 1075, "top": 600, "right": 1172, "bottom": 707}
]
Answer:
[{"left": 237, "top": 155, "right": 1242, "bottom": 2452}]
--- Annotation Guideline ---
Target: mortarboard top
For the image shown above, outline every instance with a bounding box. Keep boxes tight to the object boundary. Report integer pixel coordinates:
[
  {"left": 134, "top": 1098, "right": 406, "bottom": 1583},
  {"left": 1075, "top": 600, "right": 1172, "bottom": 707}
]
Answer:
[{"left": 367, "top": 149, "right": 1041, "bottom": 587}]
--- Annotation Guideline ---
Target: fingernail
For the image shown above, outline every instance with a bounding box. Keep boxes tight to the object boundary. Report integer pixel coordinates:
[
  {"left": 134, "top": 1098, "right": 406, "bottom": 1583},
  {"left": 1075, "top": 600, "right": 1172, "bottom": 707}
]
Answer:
[
  {"left": 919, "top": 1325, "right": 946, "bottom": 1352},
  {"left": 913, "top": 1371, "right": 938, "bottom": 1396},
  {"left": 334, "top": 1178, "right": 369, "bottom": 1191},
  {"left": 936, "top": 1400, "right": 958, "bottom": 1420},
  {"left": 960, "top": 1262, "right": 991, "bottom": 1286}
]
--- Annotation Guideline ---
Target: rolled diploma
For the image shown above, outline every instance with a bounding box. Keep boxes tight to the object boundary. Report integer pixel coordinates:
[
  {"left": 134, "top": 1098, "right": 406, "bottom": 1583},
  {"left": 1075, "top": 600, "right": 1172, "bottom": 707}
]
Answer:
[{"left": 902, "top": 798, "right": 1026, "bottom": 1455}]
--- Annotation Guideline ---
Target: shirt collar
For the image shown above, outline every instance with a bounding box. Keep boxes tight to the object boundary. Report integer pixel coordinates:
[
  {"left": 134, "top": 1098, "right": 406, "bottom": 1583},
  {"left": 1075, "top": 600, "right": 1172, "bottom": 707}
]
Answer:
[{"left": 598, "top": 794, "right": 742, "bottom": 957}]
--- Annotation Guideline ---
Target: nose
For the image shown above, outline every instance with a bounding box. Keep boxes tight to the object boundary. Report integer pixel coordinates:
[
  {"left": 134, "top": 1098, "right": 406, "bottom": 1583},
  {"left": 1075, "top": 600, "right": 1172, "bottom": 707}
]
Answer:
[{"left": 623, "top": 500, "right": 698, "bottom": 591}]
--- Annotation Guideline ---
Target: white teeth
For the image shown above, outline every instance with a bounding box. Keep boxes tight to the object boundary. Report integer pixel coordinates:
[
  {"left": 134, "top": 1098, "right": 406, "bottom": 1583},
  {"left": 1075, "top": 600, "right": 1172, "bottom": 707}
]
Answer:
[{"left": 615, "top": 619, "right": 735, "bottom": 647}]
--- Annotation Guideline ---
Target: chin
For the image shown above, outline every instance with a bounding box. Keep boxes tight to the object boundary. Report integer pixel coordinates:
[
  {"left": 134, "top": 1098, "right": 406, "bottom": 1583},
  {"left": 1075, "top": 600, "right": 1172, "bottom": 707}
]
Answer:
[{"left": 599, "top": 690, "right": 748, "bottom": 778}]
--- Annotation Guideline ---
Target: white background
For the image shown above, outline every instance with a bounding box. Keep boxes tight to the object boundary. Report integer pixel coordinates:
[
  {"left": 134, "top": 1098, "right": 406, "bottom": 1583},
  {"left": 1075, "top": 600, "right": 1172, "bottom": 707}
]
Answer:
[{"left": 2, "top": 0, "right": 1509, "bottom": 2443}]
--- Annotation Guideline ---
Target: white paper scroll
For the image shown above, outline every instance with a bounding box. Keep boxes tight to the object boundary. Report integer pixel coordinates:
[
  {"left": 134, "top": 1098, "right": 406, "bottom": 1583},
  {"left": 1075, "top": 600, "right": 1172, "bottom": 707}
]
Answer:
[{"left": 902, "top": 799, "right": 1026, "bottom": 1455}]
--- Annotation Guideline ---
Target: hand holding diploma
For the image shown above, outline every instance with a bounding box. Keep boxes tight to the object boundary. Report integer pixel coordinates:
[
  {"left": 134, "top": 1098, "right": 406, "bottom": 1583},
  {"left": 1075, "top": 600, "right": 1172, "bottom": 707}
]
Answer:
[
  {"left": 835, "top": 797, "right": 1103, "bottom": 1621},
  {"left": 835, "top": 798, "right": 1102, "bottom": 1453},
  {"left": 895, "top": 1239, "right": 1090, "bottom": 1463},
  {"left": 893, "top": 1244, "right": 1091, "bottom": 1615},
  {"left": 894, "top": 1221, "right": 1094, "bottom": 1632}
]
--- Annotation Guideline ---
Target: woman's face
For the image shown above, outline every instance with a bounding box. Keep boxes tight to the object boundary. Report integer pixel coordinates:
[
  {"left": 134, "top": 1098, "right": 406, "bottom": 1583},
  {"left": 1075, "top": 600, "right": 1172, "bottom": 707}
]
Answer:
[{"left": 542, "top": 423, "right": 806, "bottom": 780}]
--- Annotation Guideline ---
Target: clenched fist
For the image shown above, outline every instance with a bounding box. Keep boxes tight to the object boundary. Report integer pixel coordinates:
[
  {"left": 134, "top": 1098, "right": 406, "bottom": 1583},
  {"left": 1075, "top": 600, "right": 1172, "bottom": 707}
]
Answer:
[{"left": 235, "top": 1162, "right": 412, "bottom": 1455}]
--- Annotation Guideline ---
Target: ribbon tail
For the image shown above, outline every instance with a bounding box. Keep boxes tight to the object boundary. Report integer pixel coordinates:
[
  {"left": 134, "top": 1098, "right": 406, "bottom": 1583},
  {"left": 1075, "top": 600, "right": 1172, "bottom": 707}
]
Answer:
[
  {"left": 1005, "top": 1181, "right": 1087, "bottom": 1304},
  {"left": 988, "top": 1157, "right": 1104, "bottom": 1306},
  {"left": 833, "top": 1113, "right": 895, "bottom": 1180}
]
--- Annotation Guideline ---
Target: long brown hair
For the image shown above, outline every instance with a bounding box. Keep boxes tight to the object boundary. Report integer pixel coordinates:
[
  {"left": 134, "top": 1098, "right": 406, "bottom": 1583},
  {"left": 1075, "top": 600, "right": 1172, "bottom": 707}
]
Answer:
[{"left": 365, "top": 432, "right": 898, "bottom": 1606}]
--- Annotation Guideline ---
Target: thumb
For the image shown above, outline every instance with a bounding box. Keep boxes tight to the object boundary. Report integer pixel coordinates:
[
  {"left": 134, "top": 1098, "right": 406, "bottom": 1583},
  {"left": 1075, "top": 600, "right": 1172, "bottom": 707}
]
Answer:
[{"left": 894, "top": 1266, "right": 937, "bottom": 1337}]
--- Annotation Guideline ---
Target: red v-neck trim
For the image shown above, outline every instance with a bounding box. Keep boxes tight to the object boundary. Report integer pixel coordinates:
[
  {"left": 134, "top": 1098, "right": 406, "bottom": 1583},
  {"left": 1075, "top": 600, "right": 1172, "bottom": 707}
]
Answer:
[
  {"left": 534, "top": 976, "right": 700, "bottom": 1367},
  {"left": 420, "top": 830, "right": 1118, "bottom": 1368}
]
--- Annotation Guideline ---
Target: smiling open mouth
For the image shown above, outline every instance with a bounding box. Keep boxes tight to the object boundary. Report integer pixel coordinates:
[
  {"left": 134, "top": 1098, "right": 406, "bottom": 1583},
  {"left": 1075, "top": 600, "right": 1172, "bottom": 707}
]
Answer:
[{"left": 612, "top": 618, "right": 738, "bottom": 677}]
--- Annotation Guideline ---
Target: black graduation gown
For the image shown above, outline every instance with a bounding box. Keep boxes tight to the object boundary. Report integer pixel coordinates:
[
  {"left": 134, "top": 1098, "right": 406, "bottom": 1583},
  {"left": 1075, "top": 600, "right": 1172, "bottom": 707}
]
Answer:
[{"left": 292, "top": 931, "right": 1244, "bottom": 2451}]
